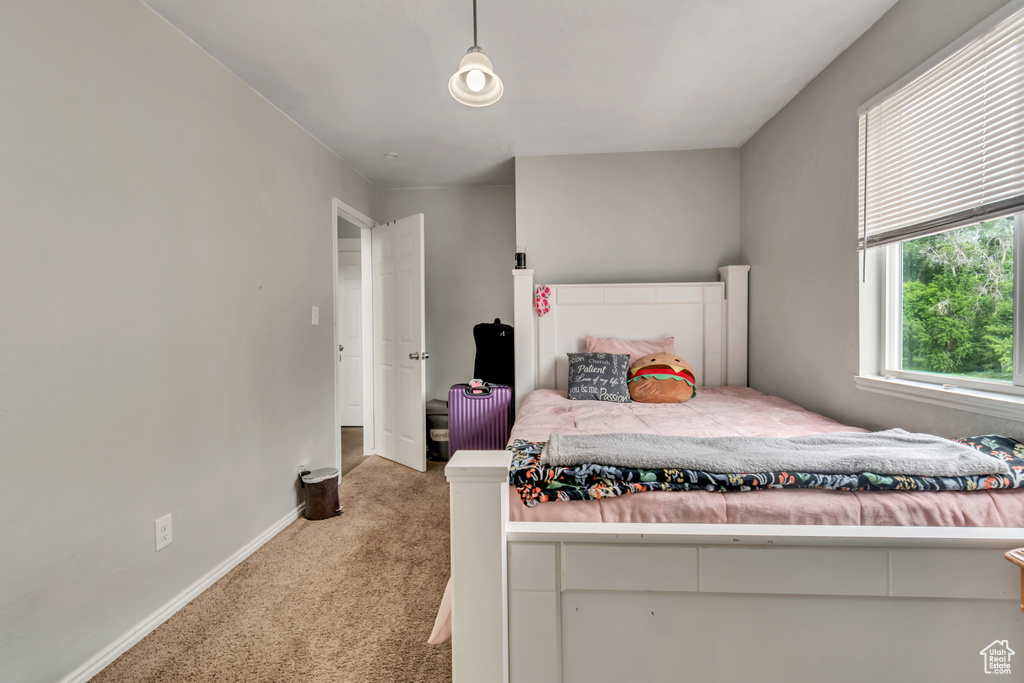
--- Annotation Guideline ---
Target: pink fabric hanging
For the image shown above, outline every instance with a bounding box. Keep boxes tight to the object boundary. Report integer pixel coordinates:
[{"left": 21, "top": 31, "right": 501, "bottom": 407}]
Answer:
[{"left": 535, "top": 284, "right": 551, "bottom": 317}]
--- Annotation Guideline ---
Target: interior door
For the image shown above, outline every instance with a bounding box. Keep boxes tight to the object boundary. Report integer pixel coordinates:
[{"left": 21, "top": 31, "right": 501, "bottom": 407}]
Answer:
[
  {"left": 372, "top": 214, "right": 427, "bottom": 472},
  {"left": 337, "top": 240, "right": 363, "bottom": 426}
]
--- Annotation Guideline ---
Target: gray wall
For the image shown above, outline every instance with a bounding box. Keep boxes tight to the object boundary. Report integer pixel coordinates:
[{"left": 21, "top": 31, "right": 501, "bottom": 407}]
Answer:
[
  {"left": 740, "top": 0, "right": 1024, "bottom": 437},
  {"left": 379, "top": 186, "right": 516, "bottom": 401},
  {"left": 515, "top": 150, "right": 742, "bottom": 284},
  {"left": 338, "top": 216, "right": 363, "bottom": 238},
  {"left": 0, "top": 2, "right": 378, "bottom": 681}
]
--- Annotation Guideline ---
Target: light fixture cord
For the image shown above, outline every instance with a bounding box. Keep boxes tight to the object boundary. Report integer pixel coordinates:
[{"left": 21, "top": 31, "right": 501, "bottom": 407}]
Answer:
[{"left": 473, "top": 0, "right": 478, "bottom": 48}]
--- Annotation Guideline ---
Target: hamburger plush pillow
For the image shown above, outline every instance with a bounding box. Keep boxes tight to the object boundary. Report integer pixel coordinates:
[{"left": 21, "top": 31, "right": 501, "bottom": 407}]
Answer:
[{"left": 627, "top": 352, "right": 697, "bottom": 403}]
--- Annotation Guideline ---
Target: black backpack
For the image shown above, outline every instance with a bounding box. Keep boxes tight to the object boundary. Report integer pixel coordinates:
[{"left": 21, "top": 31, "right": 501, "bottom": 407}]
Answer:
[{"left": 472, "top": 318, "right": 514, "bottom": 387}]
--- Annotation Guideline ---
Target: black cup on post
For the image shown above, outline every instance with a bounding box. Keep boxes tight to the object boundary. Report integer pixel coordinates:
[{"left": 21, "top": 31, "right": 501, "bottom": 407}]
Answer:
[{"left": 515, "top": 245, "right": 527, "bottom": 269}]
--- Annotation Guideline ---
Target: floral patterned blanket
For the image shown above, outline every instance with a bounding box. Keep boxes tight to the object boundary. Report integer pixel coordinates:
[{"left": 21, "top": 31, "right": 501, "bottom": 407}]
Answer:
[{"left": 509, "top": 434, "right": 1024, "bottom": 507}]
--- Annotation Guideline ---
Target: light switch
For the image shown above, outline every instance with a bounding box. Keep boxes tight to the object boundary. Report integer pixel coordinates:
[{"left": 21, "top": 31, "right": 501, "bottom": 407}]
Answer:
[{"left": 312, "top": 306, "right": 319, "bottom": 325}]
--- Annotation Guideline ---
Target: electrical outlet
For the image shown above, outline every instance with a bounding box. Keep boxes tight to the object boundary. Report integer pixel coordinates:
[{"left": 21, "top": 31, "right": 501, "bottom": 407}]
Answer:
[
  {"left": 155, "top": 513, "right": 172, "bottom": 552},
  {"left": 311, "top": 306, "right": 319, "bottom": 325}
]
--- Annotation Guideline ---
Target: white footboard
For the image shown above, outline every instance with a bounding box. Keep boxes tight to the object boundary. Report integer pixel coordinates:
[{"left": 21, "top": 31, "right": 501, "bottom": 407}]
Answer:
[{"left": 448, "top": 451, "right": 1024, "bottom": 683}]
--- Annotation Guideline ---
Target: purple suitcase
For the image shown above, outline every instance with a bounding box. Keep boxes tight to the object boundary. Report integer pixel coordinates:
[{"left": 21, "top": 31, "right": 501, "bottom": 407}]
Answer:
[{"left": 448, "top": 383, "right": 514, "bottom": 456}]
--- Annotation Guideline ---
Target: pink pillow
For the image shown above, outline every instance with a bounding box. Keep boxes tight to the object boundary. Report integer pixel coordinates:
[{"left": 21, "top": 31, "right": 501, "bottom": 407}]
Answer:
[{"left": 584, "top": 335, "right": 675, "bottom": 366}]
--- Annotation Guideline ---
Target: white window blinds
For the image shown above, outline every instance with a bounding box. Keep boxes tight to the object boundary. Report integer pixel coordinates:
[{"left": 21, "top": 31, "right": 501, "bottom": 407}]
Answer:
[{"left": 859, "top": 7, "right": 1024, "bottom": 249}]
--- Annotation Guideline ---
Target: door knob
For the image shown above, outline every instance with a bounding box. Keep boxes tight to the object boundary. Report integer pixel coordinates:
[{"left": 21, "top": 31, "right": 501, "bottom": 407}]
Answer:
[
  {"left": 409, "top": 352, "right": 420, "bottom": 360},
  {"left": 421, "top": 352, "right": 430, "bottom": 359},
  {"left": 339, "top": 345, "right": 345, "bottom": 352}
]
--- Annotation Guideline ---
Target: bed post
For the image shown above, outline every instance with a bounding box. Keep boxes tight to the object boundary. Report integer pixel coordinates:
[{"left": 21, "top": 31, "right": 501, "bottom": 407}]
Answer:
[
  {"left": 719, "top": 265, "right": 750, "bottom": 387},
  {"left": 445, "top": 450, "right": 510, "bottom": 683},
  {"left": 512, "top": 268, "right": 536, "bottom": 411}
]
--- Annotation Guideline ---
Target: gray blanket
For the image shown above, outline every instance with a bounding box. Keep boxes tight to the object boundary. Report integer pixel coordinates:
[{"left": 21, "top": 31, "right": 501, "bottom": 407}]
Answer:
[{"left": 538, "top": 429, "right": 1010, "bottom": 477}]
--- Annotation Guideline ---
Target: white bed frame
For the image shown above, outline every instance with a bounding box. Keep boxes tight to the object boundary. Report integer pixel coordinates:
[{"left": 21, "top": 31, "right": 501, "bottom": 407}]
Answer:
[{"left": 446, "top": 266, "right": 1024, "bottom": 683}]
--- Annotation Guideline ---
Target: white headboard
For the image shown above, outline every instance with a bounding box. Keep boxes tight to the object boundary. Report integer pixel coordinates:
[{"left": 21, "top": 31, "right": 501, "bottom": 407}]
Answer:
[{"left": 512, "top": 266, "right": 750, "bottom": 410}]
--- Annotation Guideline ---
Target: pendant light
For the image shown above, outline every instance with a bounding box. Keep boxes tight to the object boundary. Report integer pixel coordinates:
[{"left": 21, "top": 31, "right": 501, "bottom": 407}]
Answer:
[{"left": 448, "top": 0, "right": 503, "bottom": 107}]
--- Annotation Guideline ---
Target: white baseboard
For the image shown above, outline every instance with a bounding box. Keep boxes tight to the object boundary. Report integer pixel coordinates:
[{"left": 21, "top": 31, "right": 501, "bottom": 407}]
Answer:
[{"left": 61, "top": 503, "right": 306, "bottom": 683}]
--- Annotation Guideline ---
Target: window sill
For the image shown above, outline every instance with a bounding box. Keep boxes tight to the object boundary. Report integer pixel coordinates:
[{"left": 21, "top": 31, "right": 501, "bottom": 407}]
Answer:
[{"left": 854, "top": 375, "right": 1024, "bottom": 422}]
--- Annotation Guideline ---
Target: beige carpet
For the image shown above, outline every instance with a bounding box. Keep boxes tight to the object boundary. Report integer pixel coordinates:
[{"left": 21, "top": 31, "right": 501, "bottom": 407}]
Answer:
[{"left": 94, "top": 456, "right": 452, "bottom": 682}]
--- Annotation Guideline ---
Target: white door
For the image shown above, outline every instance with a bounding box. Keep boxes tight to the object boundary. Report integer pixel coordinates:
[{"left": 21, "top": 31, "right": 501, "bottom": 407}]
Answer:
[
  {"left": 337, "top": 240, "right": 363, "bottom": 426},
  {"left": 372, "top": 214, "right": 427, "bottom": 472}
]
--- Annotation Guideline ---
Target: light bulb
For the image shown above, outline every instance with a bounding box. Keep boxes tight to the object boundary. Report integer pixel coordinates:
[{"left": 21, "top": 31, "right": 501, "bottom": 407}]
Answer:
[{"left": 466, "top": 69, "right": 486, "bottom": 93}]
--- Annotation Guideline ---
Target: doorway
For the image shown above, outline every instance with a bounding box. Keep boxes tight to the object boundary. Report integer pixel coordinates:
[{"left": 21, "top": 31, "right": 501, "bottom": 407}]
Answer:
[
  {"left": 331, "top": 200, "right": 427, "bottom": 476},
  {"left": 338, "top": 221, "right": 369, "bottom": 475},
  {"left": 332, "top": 199, "right": 375, "bottom": 479}
]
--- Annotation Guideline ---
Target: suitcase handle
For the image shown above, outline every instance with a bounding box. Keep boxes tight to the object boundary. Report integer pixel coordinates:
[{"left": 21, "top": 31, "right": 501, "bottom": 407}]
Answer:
[{"left": 463, "top": 383, "right": 493, "bottom": 396}]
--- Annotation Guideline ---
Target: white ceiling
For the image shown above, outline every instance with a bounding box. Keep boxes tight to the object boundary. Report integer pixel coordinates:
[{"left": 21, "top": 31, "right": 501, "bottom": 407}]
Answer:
[{"left": 141, "top": 0, "right": 898, "bottom": 188}]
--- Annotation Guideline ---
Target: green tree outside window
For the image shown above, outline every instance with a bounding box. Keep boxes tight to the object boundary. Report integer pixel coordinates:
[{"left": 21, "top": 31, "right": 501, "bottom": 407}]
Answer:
[{"left": 902, "top": 217, "right": 1014, "bottom": 381}]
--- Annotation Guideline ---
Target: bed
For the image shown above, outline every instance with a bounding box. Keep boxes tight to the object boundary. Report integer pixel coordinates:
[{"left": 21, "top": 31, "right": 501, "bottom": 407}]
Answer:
[{"left": 444, "top": 266, "right": 1024, "bottom": 683}]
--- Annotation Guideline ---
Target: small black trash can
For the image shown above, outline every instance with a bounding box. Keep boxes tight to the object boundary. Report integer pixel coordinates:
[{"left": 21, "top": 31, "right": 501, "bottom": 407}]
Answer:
[
  {"left": 426, "top": 399, "right": 449, "bottom": 461},
  {"left": 300, "top": 468, "right": 340, "bottom": 520}
]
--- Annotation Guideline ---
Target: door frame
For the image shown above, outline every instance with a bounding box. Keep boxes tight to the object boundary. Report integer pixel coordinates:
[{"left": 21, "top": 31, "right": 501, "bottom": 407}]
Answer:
[{"left": 332, "top": 198, "right": 377, "bottom": 476}]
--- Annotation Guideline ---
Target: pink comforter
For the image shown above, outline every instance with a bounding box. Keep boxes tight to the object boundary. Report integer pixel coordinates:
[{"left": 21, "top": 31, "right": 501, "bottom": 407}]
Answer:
[
  {"left": 429, "top": 387, "right": 1024, "bottom": 644},
  {"left": 508, "top": 388, "right": 1024, "bottom": 526}
]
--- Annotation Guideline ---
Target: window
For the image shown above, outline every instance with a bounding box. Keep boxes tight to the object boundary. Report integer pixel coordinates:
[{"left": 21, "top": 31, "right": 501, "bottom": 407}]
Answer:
[
  {"left": 857, "top": 4, "right": 1024, "bottom": 417},
  {"left": 885, "top": 215, "right": 1021, "bottom": 391}
]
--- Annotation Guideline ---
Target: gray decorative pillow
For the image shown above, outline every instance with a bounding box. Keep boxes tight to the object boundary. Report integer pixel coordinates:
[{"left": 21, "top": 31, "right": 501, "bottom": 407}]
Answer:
[{"left": 566, "top": 352, "right": 632, "bottom": 403}]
